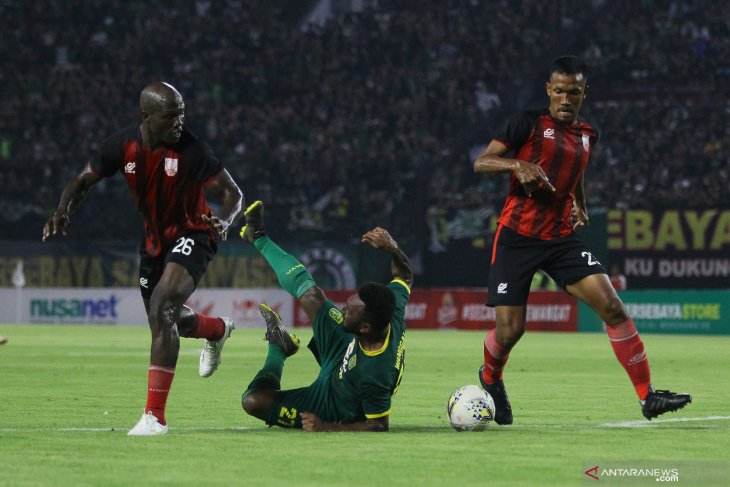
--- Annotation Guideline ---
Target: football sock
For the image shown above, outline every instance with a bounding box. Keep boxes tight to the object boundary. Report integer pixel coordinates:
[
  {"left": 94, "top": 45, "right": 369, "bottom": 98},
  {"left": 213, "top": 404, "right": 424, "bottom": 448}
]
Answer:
[
  {"left": 145, "top": 365, "right": 175, "bottom": 425},
  {"left": 606, "top": 318, "right": 651, "bottom": 400},
  {"left": 253, "top": 236, "right": 316, "bottom": 298},
  {"left": 482, "top": 329, "right": 511, "bottom": 385},
  {"left": 245, "top": 344, "right": 286, "bottom": 394},
  {"left": 188, "top": 314, "right": 225, "bottom": 340}
]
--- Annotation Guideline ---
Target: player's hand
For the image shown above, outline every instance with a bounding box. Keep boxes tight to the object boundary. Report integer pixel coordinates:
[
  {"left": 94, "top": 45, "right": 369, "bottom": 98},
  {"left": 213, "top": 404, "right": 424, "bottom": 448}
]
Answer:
[
  {"left": 362, "top": 227, "right": 398, "bottom": 253},
  {"left": 42, "top": 212, "right": 70, "bottom": 242},
  {"left": 300, "top": 412, "right": 325, "bottom": 432},
  {"left": 202, "top": 214, "right": 230, "bottom": 241},
  {"left": 513, "top": 160, "right": 555, "bottom": 197},
  {"left": 571, "top": 200, "right": 589, "bottom": 229}
]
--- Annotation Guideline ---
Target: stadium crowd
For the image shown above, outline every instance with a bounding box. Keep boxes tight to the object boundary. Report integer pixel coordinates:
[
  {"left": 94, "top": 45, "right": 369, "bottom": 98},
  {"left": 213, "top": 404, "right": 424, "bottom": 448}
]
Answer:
[{"left": 1, "top": 0, "right": 727, "bottom": 247}]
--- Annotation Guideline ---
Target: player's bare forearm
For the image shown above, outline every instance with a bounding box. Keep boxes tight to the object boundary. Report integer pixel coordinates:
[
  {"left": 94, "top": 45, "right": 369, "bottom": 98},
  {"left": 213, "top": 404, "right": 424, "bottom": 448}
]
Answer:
[
  {"left": 300, "top": 412, "right": 388, "bottom": 432},
  {"left": 59, "top": 179, "right": 88, "bottom": 215},
  {"left": 204, "top": 169, "right": 243, "bottom": 240},
  {"left": 217, "top": 188, "right": 243, "bottom": 231},
  {"left": 473, "top": 139, "right": 517, "bottom": 175},
  {"left": 474, "top": 153, "right": 520, "bottom": 175},
  {"left": 42, "top": 167, "right": 101, "bottom": 241},
  {"left": 362, "top": 227, "right": 413, "bottom": 286},
  {"left": 389, "top": 247, "right": 413, "bottom": 287},
  {"left": 474, "top": 140, "right": 555, "bottom": 196}
]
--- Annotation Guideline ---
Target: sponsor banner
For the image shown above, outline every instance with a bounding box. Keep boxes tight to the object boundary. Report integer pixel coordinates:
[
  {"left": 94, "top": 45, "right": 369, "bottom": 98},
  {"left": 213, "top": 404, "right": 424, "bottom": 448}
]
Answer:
[
  {"left": 294, "top": 289, "right": 578, "bottom": 331},
  {"left": 607, "top": 209, "right": 730, "bottom": 288},
  {"left": 183, "top": 289, "right": 292, "bottom": 328},
  {"left": 0, "top": 288, "right": 292, "bottom": 327},
  {"left": 0, "top": 240, "right": 362, "bottom": 289},
  {"left": 578, "top": 290, "right": 730, "bottom": 334},
  {"left": 0, "top": 240, "right": 280, "bottom": 288}
]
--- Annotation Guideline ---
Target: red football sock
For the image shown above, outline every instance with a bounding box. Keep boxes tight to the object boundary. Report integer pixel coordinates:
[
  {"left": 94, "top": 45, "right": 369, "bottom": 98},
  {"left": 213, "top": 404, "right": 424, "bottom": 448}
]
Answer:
[
  {"left": 481, "top": 329, "right": 511, "bottom": 385},
  {"left": 189, "top": 314, "right": 225, "bottom": 341},
  {"left": 606, "top": 318, "right": 651, "bottom": 400},
  {"left": 145, "top": 365, "right": 175, "bottom": 425}
]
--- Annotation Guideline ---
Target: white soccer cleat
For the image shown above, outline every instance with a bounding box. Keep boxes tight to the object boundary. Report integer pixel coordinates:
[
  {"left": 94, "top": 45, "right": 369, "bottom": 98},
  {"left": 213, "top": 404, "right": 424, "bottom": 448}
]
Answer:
[
  {"left": 127, "top": 412, "right": 168, "bottom": 436},
  {"left": 199, "top": 317, "right": 235, "bottom": 378}
]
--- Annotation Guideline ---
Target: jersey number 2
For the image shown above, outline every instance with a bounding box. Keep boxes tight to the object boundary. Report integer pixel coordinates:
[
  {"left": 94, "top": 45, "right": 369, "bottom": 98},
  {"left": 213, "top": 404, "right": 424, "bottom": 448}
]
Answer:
[{"left": 581, "top": 251, "right": 600, "bottom": 266}]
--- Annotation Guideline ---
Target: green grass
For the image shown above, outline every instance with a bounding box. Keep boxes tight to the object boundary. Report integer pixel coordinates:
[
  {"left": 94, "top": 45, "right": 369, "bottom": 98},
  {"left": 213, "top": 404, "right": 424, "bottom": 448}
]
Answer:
[{"left": 0, "top": 325, "right": 728, "bottom": 486}]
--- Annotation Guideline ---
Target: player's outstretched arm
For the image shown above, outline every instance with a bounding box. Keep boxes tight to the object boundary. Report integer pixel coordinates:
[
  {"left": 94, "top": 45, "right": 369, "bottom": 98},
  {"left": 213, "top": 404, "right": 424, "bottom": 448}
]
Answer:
[
  {"left": 202, "top": 169, "right": 243, "bottom": 241},
  {"left": 362, "top": 227, "right": 413, "bottom": 287},
  {"left": 300, "top": 411, "right": 388, "bottom": 432},
  {"left": 42, "top": 162, "right": 102, "bottom": 242},
  {"left": 474, "top": 140, "right": 555, "bottom": 197}
]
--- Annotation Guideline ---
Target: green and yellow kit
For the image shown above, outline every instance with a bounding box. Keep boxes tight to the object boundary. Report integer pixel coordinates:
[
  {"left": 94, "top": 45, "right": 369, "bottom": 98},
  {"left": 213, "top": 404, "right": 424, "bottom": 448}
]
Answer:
[{"left": 265, "top": 279, "right": 410, "bottom": 428}]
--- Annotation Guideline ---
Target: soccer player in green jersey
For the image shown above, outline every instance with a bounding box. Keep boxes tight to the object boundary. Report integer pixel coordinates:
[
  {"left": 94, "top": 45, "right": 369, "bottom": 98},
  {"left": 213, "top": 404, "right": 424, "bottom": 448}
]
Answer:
[{"left": 239, "top": 201, "right": 412, "bottom": 432}]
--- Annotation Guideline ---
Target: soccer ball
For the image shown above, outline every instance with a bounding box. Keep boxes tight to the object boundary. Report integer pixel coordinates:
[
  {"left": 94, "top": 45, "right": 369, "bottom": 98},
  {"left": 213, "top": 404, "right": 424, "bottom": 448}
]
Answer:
[{"left": 447, "top": 385, "right": 495, "bottom": 431}]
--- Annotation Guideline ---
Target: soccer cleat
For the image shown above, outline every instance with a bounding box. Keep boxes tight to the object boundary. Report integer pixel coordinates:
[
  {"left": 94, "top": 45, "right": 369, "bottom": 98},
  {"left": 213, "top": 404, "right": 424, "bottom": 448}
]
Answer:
[
  {"left": 478, "top": 365, "right": 513, "bottom": 425},
  {"left": 239, "top": 200, "right": 266, "bottom": 243},
  {"left": 127, "top": 412, "right": 168, "bottom": 436},
  {"left": 199, "top": 317, "right": 235, "bottom": 378},
  {"left": 641, "top": 386, "right": 692, "bottom": 420},
  {"left": 259, "top": 303, "right": 300, "bottom": 357}
]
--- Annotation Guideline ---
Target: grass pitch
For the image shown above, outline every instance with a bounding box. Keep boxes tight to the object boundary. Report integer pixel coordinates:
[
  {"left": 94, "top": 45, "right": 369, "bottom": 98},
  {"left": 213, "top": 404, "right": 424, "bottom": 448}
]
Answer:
[{"left": 0, "top": 324, "right": 727, "bottom": 486}]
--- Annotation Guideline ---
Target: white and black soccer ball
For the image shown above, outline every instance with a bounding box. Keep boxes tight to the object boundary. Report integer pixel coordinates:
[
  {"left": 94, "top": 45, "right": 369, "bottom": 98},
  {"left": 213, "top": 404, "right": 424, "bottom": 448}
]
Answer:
[{"left": 447, "top": 384, "right": 495, "bottom": 431}]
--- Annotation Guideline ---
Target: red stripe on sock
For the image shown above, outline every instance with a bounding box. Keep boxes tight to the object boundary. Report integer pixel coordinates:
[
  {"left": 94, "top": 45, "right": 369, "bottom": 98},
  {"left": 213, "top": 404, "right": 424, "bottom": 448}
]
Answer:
[
  {"left": 606, "top": 319, "right": 651, "bottom": 400},
  {"left": 482, "top": 329, "right": 510, "bottom": 385},
  {"left": 145, "top": 366, "right": 175, "bottom": 425},
  {"left": 189, "top": 314, "right": 225, "bottom": 341}
]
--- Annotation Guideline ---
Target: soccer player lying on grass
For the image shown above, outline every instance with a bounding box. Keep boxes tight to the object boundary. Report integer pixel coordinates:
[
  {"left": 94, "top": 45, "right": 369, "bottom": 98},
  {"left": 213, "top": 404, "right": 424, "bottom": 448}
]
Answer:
[{"left": 239, "top": 201, "right": 412, "bottom": 432}]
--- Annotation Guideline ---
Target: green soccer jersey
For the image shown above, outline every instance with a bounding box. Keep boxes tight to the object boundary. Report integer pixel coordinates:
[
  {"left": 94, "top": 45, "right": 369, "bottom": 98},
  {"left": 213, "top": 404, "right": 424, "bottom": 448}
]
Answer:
[{"left": 328, "top": 279, "right": 410, "bottom": 422}]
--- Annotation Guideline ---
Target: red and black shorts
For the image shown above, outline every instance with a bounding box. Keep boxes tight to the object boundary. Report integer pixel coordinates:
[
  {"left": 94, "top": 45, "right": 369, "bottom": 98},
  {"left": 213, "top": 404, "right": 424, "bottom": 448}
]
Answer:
[
  {"left": 487, "top": 225, "right": 606, "bottom": 307},
  {"left": 138, "top": 231, "right": 217, "bottom": 300}
]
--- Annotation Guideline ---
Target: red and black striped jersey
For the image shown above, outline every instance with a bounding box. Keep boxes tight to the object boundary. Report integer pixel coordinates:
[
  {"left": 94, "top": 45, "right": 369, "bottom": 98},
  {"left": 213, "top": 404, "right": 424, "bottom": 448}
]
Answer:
[
  {"left": 494, "top": 109, "right": 598, "bottom": 240},
  {"left": 90, "top": 124, "right": 223, "bottom": 256}
]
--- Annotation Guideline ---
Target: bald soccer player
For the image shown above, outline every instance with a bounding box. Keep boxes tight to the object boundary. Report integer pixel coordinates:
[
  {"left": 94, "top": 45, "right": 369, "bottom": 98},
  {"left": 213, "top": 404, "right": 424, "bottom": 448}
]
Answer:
[{"left": 43, "top": 82, "right": 243, "bottom": 435}]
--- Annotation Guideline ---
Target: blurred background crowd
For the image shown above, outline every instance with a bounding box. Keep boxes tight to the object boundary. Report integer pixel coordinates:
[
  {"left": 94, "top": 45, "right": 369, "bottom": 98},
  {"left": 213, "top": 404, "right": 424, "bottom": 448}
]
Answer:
[{"left": 1, "top": 0, "right": 728, "bottom": 253}]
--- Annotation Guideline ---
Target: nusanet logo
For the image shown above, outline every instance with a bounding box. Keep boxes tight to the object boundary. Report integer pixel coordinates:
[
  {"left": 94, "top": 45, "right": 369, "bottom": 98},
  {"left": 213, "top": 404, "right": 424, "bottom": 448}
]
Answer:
[{"left": 30, "top": 295, "right": 119, "bottom": 323}]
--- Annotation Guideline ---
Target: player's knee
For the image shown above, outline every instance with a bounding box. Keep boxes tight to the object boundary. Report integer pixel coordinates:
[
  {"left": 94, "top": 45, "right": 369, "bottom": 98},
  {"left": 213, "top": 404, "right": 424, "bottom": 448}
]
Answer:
[
  {"left": 242, "top": 392, "right": 265, "bottom": 419},
  {"left": 148, "top": 288, "right": 186, "bottom": 327},
  {"left": 503, "top": 329, "right": 524, "bottom": 349},
  {"left": 496, "top": 324, "right": 523, "bottom": 349},
  {"left": 601, "top": 296, "right": 628, "bottom": 325}
]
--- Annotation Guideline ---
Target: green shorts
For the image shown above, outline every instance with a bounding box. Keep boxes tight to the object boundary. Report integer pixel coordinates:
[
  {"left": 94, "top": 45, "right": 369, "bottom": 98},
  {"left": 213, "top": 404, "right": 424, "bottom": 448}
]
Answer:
[{"left": 263, "top": 300, "right": 354, "bottom": 428}]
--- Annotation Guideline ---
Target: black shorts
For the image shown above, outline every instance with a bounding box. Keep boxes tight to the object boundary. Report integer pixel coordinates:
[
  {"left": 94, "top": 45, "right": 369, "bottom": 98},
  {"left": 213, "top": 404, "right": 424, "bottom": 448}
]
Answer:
[
  {"left": 487, "top": 225, "right": 606, "bottom": 307},
  {"left": 138, "top": 231, "right": 217, "bottom": 300}
]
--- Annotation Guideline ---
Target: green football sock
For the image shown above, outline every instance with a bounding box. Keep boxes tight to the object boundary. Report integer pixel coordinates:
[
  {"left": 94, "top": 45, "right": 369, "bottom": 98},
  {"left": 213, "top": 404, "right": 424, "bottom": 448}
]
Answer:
[
  {"left": 254, "top": 235, "right": 316, "bottom": 298},
  {"left": 244, "top": 344, "right": 286, "bottom": 394}
]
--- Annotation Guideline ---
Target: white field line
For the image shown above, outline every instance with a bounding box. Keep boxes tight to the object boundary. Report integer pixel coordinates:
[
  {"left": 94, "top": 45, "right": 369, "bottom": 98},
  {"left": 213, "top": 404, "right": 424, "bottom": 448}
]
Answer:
[
  {"left": 0, "top": 425, "right": 260, "bottom": 433},
  {"left": 600, "top": 415, "right": 730, "bottom": 428},
  {"left": 2, "top": 416, "right": 728, "bottom": 433}
]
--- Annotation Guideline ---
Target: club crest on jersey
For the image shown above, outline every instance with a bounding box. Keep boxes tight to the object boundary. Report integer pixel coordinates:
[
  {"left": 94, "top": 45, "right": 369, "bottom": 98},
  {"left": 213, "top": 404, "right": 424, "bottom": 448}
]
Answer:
[
  {"left": 543, "top": 128, "right": 555, "bottom": 139},
  {"left": 164, "top": 157, "right": 178, "bottom": 176},
  {"left": 582, "top": 134, "right": 590, "bottom": 150},
  {"left": 329, "top": 307, "right": 344, "bottom": 324},
  {"left": 124, "top": 161, "right": 136, "bottom": 174}
]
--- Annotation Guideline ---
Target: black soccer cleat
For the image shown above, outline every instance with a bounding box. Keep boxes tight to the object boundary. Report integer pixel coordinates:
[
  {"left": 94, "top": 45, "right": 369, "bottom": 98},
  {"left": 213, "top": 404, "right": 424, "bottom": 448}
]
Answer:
[
  {"left": 479, "top": 365, "right": 513, "bottom": 425},
  {"left": 641, "top": 386, "right": 692, "bottom": 420},
  {"left": 239, "top": 200, "right": 266, "bottom": 243},
  {"left": 259, "top": 303, "right": 300, "bottom": 357}
]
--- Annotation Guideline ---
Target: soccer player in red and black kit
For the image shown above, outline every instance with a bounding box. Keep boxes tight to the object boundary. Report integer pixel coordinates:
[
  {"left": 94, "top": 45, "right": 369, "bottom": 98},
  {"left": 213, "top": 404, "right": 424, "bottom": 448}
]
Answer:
[
  {"left": 42, "top": 82, "right": 243, "bottom": 435},
  {"left": 473, "top": 56, "right": 691, "bottom": 424}
]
